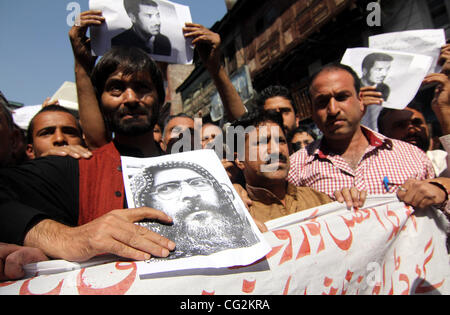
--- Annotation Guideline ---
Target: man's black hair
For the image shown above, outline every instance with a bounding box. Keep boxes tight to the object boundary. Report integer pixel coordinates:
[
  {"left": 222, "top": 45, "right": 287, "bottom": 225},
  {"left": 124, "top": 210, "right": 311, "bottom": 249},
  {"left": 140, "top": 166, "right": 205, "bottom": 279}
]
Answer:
[
  {"left": 26, "top": 105, "right": 82, "bottom": 144},
  {"left": 162, "top": 113, "right": 194, "bottom": 132},
  {"left": 288, "top": 125, "right": 318, "bottom": 142},
  {"left": 232, "top": 107, "right": 285, "bottom": 136},
  {"left": 309, "top": 62, "right": 362, "bottom": 95},
  {"left": 91, "top": 46, "right": 165, "bottom": 108},
  {"left": 362, "top": 53, "right": 393, "bottom": 73},
  {"left": 124, "top": 0, "right": 158, "bottom": 16},
  {"left": 257, "top": 85, "right": 297, "bottom": 115}
]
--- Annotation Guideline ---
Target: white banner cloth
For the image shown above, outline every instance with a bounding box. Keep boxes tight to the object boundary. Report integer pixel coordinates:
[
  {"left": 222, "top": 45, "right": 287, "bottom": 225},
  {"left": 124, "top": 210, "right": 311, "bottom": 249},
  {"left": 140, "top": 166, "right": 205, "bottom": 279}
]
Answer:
[{"left": 1, "top": 196, "right": 448, "bottom": 295}]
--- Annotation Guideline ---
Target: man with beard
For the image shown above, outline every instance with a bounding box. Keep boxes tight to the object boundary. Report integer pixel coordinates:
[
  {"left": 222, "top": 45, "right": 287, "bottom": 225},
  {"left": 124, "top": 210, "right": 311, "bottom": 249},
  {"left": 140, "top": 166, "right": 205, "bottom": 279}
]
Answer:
[
  {"left": 131, "top": 161, "right": 257, "bottom": 259},
  {"left": 0, "top": 46, "right": 176, "bottom": 263},
  {"left": 378, "top": 102, "right": 448, "bottom": 177}
]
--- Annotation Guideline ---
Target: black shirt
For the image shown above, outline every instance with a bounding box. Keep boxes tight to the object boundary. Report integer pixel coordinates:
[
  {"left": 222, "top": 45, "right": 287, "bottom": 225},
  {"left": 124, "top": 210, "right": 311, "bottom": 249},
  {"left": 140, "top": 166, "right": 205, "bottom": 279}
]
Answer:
[
  {"left": 0, "top": 141, "right": 163, "bottom": 245},
  {"left": 0, "top": 156, "right": 79, "bottom": 245}
]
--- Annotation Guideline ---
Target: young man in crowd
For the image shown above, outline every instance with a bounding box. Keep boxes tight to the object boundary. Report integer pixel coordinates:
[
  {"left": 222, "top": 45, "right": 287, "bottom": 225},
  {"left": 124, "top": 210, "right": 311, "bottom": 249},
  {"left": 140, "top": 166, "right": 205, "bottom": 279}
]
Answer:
[
  {"left": 72, "top": 11, "right": 246, "bottom": 153},
  {"left": 287, "top": 63, "right": 448, "bottom": 212},
  {"left": 257, "top": 85, "right": 299, "bottom": 136},
  {"left": 25, "top": 105, "right": 91, "bottom": 160}
]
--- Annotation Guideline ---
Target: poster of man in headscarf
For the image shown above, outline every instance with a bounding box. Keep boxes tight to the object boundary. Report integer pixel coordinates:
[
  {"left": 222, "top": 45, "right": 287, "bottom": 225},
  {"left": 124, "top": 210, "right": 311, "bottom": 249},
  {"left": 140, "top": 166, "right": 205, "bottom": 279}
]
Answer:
[{"left": 121, "top": 150, "right": 270, "bottom": 276}]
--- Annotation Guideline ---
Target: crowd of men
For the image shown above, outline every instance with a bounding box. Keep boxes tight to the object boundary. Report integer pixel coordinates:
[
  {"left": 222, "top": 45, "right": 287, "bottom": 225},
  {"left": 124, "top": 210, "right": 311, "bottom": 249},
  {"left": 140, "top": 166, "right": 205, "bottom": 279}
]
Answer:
[{"left": 0, "top": 9, "right": 449, "bottom": 282}]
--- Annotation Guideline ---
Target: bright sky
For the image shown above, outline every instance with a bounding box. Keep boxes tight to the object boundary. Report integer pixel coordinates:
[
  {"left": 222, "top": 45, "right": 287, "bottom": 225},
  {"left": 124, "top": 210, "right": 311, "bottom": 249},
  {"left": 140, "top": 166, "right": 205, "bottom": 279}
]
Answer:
[{"left": 0, "top": 0, "right": 227, "bottom": 106}]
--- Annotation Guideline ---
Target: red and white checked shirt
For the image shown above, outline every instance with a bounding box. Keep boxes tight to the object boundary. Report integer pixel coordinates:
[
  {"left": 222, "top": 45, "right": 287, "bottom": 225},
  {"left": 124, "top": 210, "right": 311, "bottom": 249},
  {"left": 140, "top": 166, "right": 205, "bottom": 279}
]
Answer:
[{"left": 288, "top": 127, "right": 436, "bottom": 198}]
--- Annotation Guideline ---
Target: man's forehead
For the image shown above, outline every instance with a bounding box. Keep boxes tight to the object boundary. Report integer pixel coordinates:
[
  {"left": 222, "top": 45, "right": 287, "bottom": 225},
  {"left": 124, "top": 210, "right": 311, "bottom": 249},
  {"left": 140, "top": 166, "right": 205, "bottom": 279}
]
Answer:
[
  {"left": 153, "top": 167, "right": 200, "bottom": 184},
  {"left": 167, "top": 117, "right": 194, "bottom": 130},
  {"left": 264, "top": 96, "right": 293, "bottom": 110},
  {"left": 310, "top": 69, "right": 356, "bottom": 96},
  {"left": 248, "top": 122, "right": 284, "bottom": 138},
  {"left": 373, "top": 60, "right": 392, "bottom": 68},
  {"left": 107, "top": 70, "right": 153, "bottom": 85},
  {"left": 33, "top": 112, "right": 79, "bottom": 129}
]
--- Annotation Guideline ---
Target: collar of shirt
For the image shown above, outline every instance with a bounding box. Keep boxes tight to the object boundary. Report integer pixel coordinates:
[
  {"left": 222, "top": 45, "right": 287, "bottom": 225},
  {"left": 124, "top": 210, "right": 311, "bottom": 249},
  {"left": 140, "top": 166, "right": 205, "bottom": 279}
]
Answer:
[
  {"left": 307, "top": 126, "right": 391, "bottom": 163},
  {"left": 246, "top": 182, "right": 295, "bottom": 205}
]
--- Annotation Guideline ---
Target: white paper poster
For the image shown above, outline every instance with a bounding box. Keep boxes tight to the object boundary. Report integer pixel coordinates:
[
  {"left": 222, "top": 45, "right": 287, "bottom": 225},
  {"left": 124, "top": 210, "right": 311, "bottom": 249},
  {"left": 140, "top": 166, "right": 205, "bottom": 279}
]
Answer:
[
  {"left": 89, "top": 0, "right": 194, "bottom": 64},
  {"left": 121, "top": 150, "right": 271, "bottom": 277},
  {"left": 369, "top": 29, "right": 446, "bottom": 74},
  {"left": 341, "top": 48, "right": 432, "bottom": 110}
]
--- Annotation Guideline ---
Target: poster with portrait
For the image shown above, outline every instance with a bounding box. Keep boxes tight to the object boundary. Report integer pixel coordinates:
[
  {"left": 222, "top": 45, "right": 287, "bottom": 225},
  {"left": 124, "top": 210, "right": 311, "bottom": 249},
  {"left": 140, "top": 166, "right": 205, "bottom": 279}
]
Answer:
[
  {"left": 341, "top": 48, "right": 432, "bottom": 110},
  {"left": 121, "top": 150, "right": 271, "bottom": 277},
  {"left": 89, "top": 0, "right": 194, "bottom": 64},
  {"left": 210, "top": 66, "right": 254, "bottom": 122},
  {"left": 340, "top": 48, "right": 432, "bottom": 130}
]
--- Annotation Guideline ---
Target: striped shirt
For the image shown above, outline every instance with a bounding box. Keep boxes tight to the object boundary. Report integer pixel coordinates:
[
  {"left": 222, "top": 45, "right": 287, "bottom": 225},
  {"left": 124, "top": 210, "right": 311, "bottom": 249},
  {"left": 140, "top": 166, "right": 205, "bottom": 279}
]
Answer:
[{"left": 288, "top": 127, "right": 436, "bottom": 197}]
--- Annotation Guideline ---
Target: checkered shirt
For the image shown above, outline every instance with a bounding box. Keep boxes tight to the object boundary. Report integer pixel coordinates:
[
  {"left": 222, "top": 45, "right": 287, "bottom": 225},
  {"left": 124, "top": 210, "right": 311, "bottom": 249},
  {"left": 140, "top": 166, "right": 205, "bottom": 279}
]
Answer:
[{"left": 288, "top": 127, "right": 436, "bottom": 198}]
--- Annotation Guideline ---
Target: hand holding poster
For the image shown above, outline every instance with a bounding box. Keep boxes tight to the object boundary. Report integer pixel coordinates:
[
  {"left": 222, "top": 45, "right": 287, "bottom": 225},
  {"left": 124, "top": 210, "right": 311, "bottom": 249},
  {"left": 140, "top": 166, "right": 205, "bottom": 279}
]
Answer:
[{"left": 89, "top": 0, "right": 194, "bottom": 64}]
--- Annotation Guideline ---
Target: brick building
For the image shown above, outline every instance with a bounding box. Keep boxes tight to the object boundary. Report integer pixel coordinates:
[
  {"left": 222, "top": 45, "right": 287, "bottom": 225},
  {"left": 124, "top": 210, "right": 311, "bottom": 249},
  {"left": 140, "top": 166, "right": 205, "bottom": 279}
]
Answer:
[{"left": 176, "top": 0, "right": 450, "bottom": 124}]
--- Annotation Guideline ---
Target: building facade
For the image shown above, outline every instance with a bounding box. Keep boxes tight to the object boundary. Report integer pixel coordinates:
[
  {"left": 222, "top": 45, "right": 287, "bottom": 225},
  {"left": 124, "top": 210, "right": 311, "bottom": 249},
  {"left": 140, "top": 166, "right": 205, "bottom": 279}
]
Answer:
[{"left": 176, "top": 0, "right": 450, "bottom": 124}]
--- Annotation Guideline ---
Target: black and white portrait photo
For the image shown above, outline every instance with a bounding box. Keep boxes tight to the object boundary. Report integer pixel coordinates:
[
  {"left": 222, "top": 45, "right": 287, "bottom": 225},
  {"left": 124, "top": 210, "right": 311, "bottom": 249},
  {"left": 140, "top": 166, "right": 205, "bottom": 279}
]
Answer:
[
  {"left": 90, "top": 0, "right": 194, "bottom": 64},
  {"left": 361, "top": 52, "right": 393, "bottom": 101},
  {"left": 341, "top": 48, "right": 432, "bottom": 131},
  {"left": 112, "top": 0, "right": 173, "bottom": 56},
  {"left": 121, "top": 150, "right": 270, "bottom": 276}
]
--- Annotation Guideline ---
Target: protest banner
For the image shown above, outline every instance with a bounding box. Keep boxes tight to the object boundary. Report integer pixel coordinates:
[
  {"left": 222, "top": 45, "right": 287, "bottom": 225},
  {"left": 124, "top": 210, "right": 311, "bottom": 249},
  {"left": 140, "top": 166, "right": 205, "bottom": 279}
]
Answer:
[{"left": 1, "top": 195, "right": 448, "bottom": 295}]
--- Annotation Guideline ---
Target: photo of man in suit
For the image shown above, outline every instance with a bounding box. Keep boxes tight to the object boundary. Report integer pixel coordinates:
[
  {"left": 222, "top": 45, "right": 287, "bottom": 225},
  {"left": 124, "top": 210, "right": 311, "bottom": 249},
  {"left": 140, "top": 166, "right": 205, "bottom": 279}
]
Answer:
[{"left": 112, "top": 0, "right": 172, "bottom": 56}]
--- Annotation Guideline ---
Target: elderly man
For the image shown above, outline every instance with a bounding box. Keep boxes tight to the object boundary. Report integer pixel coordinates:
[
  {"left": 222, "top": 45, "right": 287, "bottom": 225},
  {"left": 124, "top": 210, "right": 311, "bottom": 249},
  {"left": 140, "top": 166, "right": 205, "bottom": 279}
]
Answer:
[
  {"left": 131, "top": 161, "right": 258, "bottom": 258},
  {"left": 288, "top": 63, "right": 448, "bottom": 212}
]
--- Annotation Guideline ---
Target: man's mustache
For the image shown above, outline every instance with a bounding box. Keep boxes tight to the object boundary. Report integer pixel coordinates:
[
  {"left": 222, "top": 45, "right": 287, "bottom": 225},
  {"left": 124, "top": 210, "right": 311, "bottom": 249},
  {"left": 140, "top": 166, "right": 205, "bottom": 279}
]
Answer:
[
  {"left": 117, "top": 106, "right": 150, "bottom": 117},
  {"left": 265, "top": 153, "right": 287, "bottom": 164}
]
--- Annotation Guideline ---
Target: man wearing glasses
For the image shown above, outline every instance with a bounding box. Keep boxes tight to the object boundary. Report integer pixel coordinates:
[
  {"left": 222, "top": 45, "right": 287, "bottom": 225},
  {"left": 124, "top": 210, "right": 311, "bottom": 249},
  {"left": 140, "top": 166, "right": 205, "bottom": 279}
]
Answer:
[{"left": 131, "top": 161, "right": 258, "bottom": 259}]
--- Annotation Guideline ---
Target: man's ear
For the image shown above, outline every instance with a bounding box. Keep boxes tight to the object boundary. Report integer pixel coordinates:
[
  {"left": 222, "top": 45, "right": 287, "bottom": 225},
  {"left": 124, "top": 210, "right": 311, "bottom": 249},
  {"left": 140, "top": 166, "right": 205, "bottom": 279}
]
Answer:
[
  {"left": 358, "top": 91, "right": 366, "bottom": 114},
  {"left": 295, "top": 115, "right": 300, "bottom": 129},
  {"left": 26, "top": 143, "right": 35, "bottom": 160},
  {"left": 129, "top": 13, "right": 137, "bottom": 24}
]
